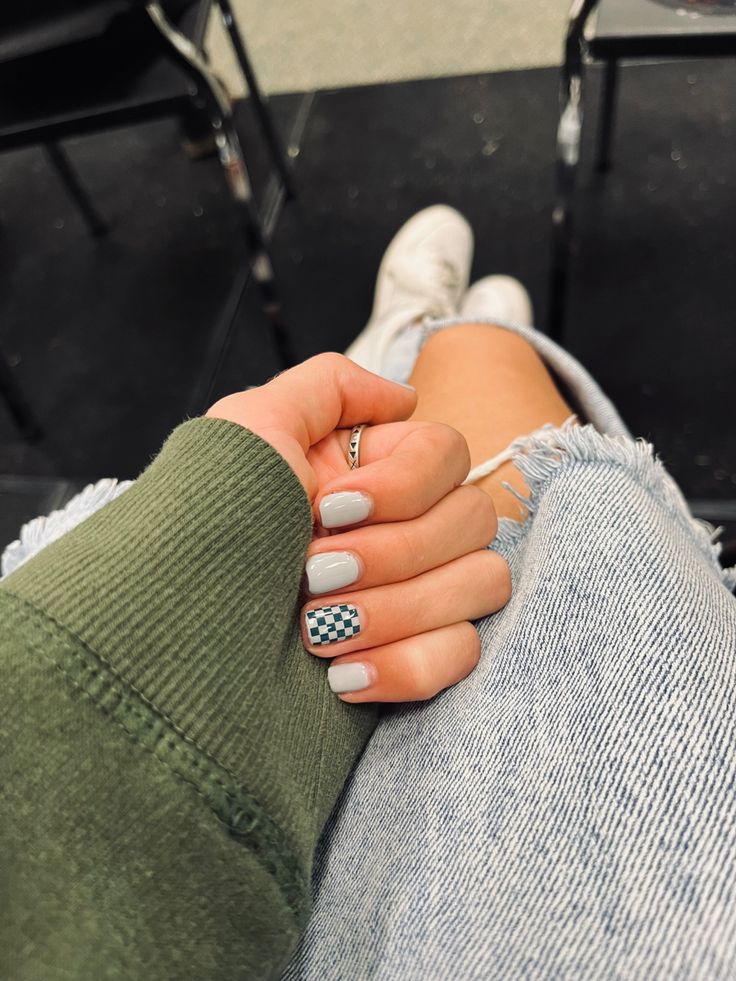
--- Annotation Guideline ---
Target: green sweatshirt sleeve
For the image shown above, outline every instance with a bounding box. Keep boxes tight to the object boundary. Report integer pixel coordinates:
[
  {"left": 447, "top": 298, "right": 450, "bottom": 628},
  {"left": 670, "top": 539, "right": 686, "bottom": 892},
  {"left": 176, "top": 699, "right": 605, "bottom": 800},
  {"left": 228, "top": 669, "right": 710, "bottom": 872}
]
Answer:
[{"left": 0, "top": 417, "right": 377, "bottom": 981}]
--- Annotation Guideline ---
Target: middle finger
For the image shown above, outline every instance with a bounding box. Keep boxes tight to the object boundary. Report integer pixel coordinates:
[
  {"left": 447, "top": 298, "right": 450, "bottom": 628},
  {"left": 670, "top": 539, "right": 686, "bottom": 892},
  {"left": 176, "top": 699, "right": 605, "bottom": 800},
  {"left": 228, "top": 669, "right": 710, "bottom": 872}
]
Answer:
[
  {"left": 305, "top": 484, "right": 498, "bottom": 596},
  {"left": 302, "top": 549, "right": 511, "bottom": 657}
]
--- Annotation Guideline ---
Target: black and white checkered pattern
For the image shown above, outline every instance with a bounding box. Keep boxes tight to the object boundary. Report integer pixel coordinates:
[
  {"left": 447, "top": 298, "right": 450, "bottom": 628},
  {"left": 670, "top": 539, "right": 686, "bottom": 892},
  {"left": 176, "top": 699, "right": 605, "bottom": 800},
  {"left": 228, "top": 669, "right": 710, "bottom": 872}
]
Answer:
[{"left": 305, "top": 604, "right": 361, "bottom": 646}]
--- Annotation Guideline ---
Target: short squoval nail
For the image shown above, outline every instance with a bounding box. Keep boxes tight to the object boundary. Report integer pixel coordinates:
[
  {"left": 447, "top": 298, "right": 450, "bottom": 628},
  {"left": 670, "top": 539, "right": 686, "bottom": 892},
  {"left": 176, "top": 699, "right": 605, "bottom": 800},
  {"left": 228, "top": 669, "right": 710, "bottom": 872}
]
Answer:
[
  {"left": 319, "top": 491, "right": 372, "bottom": 529},
  {"left": 305, "top": 603, "right": 361, "bottom": 646},
  {"left": 306, "top": 552, "right": 360, "bottom": 595},
  {"left": 328, "top": 662, "right": 372, "bottom": 694}
]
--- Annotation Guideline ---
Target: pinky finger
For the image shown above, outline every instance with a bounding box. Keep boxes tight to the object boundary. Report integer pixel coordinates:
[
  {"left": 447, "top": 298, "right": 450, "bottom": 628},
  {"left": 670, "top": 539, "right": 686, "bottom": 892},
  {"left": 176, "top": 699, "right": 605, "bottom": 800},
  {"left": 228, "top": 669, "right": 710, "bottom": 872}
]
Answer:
[{"left": 327, "top": 621, "right": 481, "bottom": 704}]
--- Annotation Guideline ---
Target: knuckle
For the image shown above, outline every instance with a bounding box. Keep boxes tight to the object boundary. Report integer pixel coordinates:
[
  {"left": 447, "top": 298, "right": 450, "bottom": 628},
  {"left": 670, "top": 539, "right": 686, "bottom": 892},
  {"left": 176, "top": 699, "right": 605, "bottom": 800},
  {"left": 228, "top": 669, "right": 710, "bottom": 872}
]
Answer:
[
  {"left": 427, "top": 422, "right": 470, "bottom": 466},
  {"left": 313, "top": 351, "right": 350, "bottom": 372},
  {"left": 457, "top": 621, "right": 482, "bottom": 667},
  {"left": 472, "top": 549, "right": 512, "bottom": 607},
  {"left": 445, "top": 425, "right": 471, "bottom": 468},
  {"left": 402, "top": 640, "right": 441, "bottom": 701},
  {"left": 378, "top": 524, "right": 422, "bottom": 579},
  {"left": 401, "top": 522, "right": 427, "bottom": 572},
  {"left": 458, "top": 485, "right": 498, "bottom": 543},
  {"left": 490, "top": 553, "right": 513, "bottom": 604},
  {"left": 403, "top": 624, "right": 481, "bottom": 701}
]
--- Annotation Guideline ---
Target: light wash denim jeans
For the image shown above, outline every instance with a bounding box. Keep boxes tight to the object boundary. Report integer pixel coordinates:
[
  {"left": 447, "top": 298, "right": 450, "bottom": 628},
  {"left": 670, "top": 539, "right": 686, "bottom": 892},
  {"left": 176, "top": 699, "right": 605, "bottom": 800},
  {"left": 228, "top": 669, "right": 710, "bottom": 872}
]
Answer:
[{"left": 282, "top": 317, "right": 736, "bottom": 980}]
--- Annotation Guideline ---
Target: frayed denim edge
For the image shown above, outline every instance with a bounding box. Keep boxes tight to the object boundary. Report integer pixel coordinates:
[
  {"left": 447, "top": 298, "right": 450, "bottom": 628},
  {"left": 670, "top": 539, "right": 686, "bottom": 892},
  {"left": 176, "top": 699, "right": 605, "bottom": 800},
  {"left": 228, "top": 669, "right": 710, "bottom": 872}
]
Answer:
[{"left": 490, "top": 422, "right": 736, "bottom": 595}]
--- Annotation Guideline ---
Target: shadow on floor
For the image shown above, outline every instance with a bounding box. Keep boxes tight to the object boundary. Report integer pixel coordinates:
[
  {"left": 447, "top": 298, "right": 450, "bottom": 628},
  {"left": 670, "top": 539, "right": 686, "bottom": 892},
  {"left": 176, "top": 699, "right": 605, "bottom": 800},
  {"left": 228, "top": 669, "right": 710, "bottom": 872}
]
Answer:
[{"left": 1, "top": 61, "right": 734, "bottom": 545}]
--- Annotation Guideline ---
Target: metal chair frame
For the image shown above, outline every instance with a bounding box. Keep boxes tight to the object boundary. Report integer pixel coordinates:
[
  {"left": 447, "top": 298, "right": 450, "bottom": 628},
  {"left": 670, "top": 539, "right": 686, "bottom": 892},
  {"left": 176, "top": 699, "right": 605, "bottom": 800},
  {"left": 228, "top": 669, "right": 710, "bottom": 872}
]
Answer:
[
  {"left": 548, "top": 0, "right": 736, "bottom": 550},
  {"left": 548, "top": 0, "right": 736, "bottom": 340},
  {"left": 146, "top": 1, "right": 294, "bottom": 366},
  {"left": 548, "top": 0, "right": 598, "bottom": 343},
  {"left": 0, "top": 0, "right": 295, "bottom": 440}
]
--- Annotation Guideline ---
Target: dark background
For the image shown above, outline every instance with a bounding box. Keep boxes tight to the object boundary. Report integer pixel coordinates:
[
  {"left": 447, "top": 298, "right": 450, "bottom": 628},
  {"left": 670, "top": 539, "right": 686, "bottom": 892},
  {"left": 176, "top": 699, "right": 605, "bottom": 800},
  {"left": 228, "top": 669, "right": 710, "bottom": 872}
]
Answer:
[{"left": 1, "top": 59, "right": 734, "bottom": 545}]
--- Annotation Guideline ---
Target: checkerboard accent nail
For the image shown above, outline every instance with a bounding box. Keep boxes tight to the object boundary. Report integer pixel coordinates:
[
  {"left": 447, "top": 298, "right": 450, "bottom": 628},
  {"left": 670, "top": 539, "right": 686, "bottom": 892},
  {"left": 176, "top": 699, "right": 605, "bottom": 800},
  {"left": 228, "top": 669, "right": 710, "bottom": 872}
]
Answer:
[{"left": 305, "top": 604, "right": 361, "bottom": 646}]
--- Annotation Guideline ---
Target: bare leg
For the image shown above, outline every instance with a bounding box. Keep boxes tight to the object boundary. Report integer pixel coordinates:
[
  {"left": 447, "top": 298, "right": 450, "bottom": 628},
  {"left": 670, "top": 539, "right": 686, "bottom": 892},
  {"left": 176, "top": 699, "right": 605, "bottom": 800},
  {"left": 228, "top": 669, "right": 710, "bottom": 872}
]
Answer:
[{"left": 409, "top": 323, "right": 573, "bottom": 520}]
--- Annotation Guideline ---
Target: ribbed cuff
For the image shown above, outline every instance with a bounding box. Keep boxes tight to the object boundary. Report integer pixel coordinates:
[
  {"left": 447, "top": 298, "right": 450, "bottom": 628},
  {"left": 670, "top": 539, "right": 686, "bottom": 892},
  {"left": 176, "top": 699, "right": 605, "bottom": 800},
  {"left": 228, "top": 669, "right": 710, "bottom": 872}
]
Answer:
[
  {"left": 4, "top": 417, "right": 312, "bottom": 691},
  {"left": 3, "top": 418, "right": 377, "bottom": 871}
]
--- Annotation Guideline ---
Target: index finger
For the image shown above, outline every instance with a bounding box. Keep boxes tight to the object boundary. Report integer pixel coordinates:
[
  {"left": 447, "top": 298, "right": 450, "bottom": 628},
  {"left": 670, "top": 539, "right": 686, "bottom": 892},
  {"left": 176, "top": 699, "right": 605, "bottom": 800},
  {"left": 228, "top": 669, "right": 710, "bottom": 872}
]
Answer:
[{"left": 316, "top": 422, "right": 471, "bottom": 529}]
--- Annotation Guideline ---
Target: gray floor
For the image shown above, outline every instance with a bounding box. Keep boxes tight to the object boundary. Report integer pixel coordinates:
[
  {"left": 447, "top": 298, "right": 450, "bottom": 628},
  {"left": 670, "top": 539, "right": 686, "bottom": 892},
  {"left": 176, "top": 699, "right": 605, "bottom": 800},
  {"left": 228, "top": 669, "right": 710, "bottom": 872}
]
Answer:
[{"left": 207, "top": 1, "right": 572, "bottom": 96}]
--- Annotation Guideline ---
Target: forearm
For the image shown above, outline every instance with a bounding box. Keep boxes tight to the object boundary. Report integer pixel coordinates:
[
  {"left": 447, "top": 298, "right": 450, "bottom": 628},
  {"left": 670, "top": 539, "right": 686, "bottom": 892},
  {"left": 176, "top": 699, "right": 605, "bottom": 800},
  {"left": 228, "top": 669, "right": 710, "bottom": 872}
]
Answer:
[{"left": 0, "top": 417, "right": 377, "bottom": 978}]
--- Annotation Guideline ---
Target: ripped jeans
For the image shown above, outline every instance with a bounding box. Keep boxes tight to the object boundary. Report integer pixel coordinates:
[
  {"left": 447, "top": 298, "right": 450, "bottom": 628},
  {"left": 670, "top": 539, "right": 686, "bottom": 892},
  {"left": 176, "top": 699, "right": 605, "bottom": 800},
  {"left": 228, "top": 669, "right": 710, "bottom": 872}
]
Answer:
[{"left": 283, "top": 318, "right": 736, "bottom": 980}]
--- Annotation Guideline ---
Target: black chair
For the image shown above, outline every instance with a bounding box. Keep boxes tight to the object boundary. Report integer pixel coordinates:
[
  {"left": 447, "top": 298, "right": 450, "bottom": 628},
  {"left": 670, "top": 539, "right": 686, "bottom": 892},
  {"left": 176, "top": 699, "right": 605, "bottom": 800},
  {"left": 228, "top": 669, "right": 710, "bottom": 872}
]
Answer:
[
  {"left": 548, "top": 0, "right": 736, "bottom": 567},
  {"left": 0, "top": 1, "right": 295, "bottom": 440},
  {"left": 548, "top": 0, "right": 736, "bottom": 340}
]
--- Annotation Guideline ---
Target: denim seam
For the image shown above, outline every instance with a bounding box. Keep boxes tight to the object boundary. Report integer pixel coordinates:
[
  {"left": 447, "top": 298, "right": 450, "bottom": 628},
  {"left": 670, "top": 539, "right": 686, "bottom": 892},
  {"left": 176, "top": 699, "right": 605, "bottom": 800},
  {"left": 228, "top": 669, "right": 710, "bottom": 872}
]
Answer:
[{"left": 0, "top": 588, "right": 310, "bottom": 924}]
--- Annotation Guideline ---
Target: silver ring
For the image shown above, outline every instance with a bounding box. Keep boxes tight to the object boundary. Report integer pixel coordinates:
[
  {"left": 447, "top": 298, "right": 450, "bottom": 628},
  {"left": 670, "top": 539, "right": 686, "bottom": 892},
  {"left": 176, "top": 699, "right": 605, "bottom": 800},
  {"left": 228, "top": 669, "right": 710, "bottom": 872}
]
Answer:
[{"left": 347, "top": 424, "right": 368, "bottom": 469}]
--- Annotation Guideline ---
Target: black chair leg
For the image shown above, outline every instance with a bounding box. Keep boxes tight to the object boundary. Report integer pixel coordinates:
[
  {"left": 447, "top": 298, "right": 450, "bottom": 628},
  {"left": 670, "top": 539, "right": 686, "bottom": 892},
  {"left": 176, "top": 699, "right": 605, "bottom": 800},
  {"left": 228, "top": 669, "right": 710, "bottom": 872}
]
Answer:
[
  {"left": 547, "top": 0, "right": 598, "bottom": 341},
  {"left": 214, "top": 125, "right": 295, "bottom": 367},
  {"left": 548, "top": 210, "right": 570, "bottom": 344},
  {"left": 548, "top": 178, "right": 575, "bottom": 344},
  {"left": 596, "top": 58, "right": 619, "bottom": 173},
  {"left": 547, "top": 88, "right": 583, "bottom": 343},
  {"left": 44, "top": 143, "right": 108, "bottom": 238},
  {"left": 0, "top": 347, "right": 42, "bottom": 441},
  {"left": 145, "top": 1, "right": 295, "bottom": 368},
  {"left": 216, "top": 0, "right": 296, "bottom": 201}
]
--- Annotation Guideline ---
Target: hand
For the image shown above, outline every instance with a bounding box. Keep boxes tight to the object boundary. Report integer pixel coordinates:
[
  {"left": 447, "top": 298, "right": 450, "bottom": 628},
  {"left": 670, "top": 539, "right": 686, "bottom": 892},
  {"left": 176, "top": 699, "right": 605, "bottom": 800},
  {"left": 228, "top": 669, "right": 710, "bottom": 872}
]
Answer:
[{"left": 207, "top": 353, "right": 511, "bottom": 703}]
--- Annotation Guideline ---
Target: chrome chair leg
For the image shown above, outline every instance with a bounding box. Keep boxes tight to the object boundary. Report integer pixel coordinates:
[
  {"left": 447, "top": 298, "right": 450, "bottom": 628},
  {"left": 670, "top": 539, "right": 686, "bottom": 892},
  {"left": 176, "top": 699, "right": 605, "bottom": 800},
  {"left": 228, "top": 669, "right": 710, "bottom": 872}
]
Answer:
[
  {"left": 595, "top": 58, "right": 619, "bottom": 173},
  {"left": 216, "top": 0, "right": 296, "bottom": 200},
  {"left": 549, "top": 107, "right": 581, "bottom": 342},
  {"left": 146, "top": 1, "right": 295, "bottom": 367},
  {"left": 547, "top": 0, "right": 600, "bottom": 340}
]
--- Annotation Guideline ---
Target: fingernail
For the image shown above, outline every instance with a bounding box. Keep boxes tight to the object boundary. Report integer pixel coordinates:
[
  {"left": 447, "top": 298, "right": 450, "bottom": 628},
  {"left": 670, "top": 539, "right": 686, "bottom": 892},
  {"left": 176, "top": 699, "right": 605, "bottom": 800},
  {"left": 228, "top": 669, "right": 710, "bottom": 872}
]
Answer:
[
  {"left": 397, "top": 382, "right": 416, "bottom": 391},
  {"left": 306, "top": 552, "right": 360, "bottom": 595},
  {"left": 305, "top": 603, "right": 361, "bottom": 646},
  {"left": 328, "top": 662, "right": 372, "bottom": 694},
  {"left": 319, "top": 491, "right": 372, "bottom": 529}
]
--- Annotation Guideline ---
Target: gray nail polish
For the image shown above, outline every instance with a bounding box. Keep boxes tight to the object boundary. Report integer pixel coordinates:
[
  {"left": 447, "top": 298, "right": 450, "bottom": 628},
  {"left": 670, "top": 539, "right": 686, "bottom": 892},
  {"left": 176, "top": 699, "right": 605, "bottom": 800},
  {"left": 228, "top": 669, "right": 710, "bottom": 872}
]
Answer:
[
  {"left": 319, "top": 491, "right": 372, "bottom": 529},
  {"left": 305, "top": 603, "right": 361, "bottom": 646},
  {"left": 328, "top": 662, "right": 371, "bottom": 694},
  {"left": 306, "top": 552, "right": 360, "bottom": 595}
]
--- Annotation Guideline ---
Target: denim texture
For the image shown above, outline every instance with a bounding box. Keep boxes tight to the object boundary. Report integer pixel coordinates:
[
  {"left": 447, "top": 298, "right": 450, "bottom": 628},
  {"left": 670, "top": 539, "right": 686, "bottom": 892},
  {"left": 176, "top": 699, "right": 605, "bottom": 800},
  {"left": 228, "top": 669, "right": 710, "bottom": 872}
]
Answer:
[{"left": 284, "top": 319, "right": 736, "bottom": 980}]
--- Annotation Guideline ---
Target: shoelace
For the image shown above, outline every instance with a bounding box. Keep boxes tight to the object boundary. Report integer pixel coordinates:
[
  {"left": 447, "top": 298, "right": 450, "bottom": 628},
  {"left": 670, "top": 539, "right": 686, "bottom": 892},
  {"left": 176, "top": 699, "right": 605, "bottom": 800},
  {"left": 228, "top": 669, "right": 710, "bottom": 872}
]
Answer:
[{"left": 387, "top": 251, "right": 461, "bottom": 319}]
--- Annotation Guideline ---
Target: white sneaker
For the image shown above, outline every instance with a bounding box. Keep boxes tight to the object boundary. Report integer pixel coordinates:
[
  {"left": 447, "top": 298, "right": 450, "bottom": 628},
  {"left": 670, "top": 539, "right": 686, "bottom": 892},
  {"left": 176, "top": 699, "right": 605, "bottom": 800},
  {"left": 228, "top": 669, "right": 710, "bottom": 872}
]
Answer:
[
  {"left": 459, "top": 275, "right": 534, "bottom": 327},
  {"left": 345, "top": 205, "right": 473, "bottom": 376}
]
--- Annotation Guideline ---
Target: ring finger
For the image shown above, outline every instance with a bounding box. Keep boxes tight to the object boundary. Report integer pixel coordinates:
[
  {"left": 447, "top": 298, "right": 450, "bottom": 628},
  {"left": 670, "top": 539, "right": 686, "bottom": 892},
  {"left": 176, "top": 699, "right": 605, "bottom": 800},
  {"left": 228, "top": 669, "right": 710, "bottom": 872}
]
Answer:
[{"left": 302, "top": 549, "right": 511, "bottom": 656}]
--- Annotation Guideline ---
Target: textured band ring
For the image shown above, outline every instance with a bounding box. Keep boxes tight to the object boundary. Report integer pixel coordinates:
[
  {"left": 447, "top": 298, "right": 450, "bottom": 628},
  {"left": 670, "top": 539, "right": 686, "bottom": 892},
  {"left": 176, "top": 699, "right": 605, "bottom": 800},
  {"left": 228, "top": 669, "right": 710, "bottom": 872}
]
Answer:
[{"left": 347, "top": 424, "right": 368, "bottom": 470}]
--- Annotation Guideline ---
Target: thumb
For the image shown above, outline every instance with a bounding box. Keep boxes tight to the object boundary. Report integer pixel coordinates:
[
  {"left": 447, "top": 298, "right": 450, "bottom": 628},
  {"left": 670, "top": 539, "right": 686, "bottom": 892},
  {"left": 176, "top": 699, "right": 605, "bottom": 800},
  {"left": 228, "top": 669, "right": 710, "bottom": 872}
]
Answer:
[
  {"left": 206, "top": 353, "right": 417, "bottom": 500},
  {"left": 251, "top": 352, "right": 417, "bottom": 452}
]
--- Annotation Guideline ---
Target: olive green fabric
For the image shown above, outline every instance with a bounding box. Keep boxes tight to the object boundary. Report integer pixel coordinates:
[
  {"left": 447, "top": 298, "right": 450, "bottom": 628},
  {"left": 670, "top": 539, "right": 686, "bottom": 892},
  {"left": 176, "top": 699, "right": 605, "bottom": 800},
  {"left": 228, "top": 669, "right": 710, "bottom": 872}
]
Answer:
[{"left": 0, "top": 417, "right": 378, "bottom": 980}]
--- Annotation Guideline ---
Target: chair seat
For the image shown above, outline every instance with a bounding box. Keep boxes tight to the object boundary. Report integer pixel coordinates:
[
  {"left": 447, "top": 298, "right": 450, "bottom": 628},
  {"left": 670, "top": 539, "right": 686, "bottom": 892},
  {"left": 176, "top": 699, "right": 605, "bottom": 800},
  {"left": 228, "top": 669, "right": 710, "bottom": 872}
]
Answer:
[
  {"left": 0, "top": 2, "right": 129, "bottom": 63},
  {"left": 0, "top": 2, "right": 210, "bottom": 151},
  {"left": 590, "top": 0, "right": 736, "bottom": 58}
]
